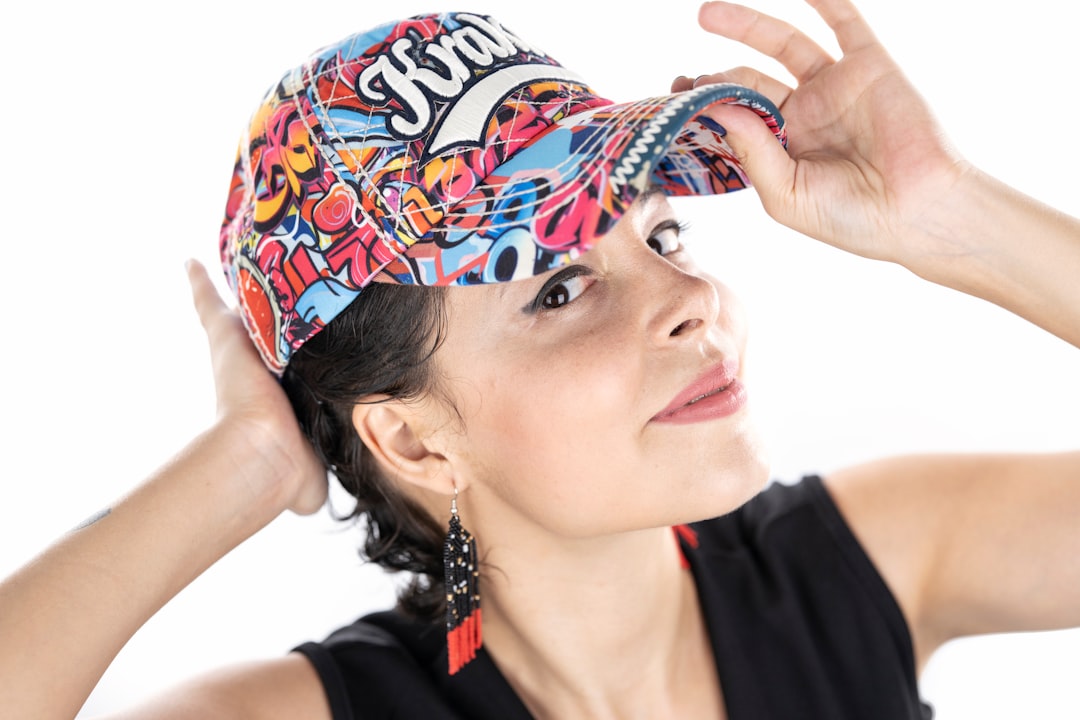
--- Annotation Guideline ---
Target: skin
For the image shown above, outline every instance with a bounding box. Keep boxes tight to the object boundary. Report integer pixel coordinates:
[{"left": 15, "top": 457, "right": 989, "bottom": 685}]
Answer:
[{"left": 1, "top": 0, "right": 1078, "bottom": 718}]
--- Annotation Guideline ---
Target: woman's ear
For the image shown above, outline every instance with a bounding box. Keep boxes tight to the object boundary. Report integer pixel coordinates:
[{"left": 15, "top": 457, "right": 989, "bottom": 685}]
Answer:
[{"left": 351, "top": 400, "right": 456, "bottom": 494}]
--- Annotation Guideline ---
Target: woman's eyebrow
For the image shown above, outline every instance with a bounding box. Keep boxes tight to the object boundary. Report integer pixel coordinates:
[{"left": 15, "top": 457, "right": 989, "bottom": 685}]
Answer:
[
  {"left": 495, "top": 185, "right": 664, "bottom": 307},
  {"left": 636, "top": 183, "right": 665, "bottom": 206}
]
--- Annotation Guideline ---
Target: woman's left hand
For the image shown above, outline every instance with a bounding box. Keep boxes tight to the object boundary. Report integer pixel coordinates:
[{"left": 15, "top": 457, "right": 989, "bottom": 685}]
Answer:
[
  {"left": 674, "top": 0, "right": 973, "bottom": 267},
  {"left": 187, "top": 259, "right": 328, "bottom": 516}
]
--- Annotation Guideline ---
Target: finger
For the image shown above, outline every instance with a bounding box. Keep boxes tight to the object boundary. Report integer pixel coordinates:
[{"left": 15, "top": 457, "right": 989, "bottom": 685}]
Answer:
[
  {"left": 672, "top": 75, "right": 695, "bottom": 93},
  {"left": 692, "top": 66, "right": 794, "bottom": 110},
  {"left": 185, "top": 259, "right": 258, "bottom": 383},
  {"left": 185, "top": 258, "right": 229, "bottom": 333},
  {"left": 703, "top": 103, "right": 796, "bottom": 217},
  {"left": 698, "top": 1, "right": 834, "bottom": 84},
  {"left": 805, "top": 0, "right": 879, "bottom": 54}
]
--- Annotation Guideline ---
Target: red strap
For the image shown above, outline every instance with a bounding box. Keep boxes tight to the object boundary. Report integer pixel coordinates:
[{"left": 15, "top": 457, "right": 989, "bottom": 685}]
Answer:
[{"left": 672, "top": 524, "right": 699, "bottom": 569}]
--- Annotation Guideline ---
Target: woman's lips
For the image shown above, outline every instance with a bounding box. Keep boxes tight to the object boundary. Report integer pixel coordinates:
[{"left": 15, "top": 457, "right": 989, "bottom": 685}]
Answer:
[{"left": 651, "top": 359, "right": 747, "bottom": 424}]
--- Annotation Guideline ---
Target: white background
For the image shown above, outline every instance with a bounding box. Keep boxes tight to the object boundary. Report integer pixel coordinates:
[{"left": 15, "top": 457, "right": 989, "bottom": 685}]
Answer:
[{"left": 1, "top": 0, "right": 1077, "bottom": 717}]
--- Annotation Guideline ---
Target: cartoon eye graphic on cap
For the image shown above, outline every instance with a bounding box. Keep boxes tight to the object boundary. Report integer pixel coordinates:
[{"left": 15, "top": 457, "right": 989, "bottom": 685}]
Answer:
[{"left": 483, "top": 227, "right": 539, "bottom": 283}]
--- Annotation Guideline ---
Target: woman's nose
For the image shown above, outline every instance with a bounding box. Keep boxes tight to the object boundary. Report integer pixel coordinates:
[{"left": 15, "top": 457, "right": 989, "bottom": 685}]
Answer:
[{"left": 644, "top": 256, "right": 721, "bottom": 346}]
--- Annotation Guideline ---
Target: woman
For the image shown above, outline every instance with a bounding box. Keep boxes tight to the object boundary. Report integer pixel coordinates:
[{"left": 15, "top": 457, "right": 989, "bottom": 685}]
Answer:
[{"left": 1, "top": 0, "right": 1077, "bottom": 718}]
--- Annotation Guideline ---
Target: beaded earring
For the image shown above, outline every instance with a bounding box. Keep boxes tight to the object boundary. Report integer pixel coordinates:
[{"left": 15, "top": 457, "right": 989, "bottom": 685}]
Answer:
[{"left": 444, "top": 487, "right": 482, "bottom": 674}]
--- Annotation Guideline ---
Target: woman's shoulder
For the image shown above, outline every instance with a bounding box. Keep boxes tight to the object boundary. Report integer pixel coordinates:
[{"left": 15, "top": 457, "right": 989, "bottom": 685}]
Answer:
[
  {"left": 683, "top": 474, "right": 931, "bottom": 719},
  {"left": 291, "top": 610, "right": 530, "bottom": 720},
  {"left": 97, "top": 654, "right": 331, "bottom": 720}
]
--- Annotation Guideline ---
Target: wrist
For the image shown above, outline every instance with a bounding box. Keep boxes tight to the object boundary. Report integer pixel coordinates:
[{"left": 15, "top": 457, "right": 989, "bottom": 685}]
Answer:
[
  {"left": 899, "top": 167, "right": 1013, "bottom": 290},
  {"left": 210, "top": 413, "right": 316, "bottom": 515},
  {"left": 899, "top": 167, "right": 1080, "bottom": 347}
]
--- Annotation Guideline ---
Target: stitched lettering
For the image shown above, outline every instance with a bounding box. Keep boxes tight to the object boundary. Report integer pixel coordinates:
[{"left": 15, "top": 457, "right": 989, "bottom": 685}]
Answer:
[{"left": 356, "top": 14, "right": 548, "bottom": 144}]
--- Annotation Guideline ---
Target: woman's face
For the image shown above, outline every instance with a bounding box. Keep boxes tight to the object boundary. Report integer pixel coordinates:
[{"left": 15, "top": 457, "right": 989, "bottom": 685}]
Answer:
[{"left": 429, "top": 191, "right": 769, "bottom": 539}]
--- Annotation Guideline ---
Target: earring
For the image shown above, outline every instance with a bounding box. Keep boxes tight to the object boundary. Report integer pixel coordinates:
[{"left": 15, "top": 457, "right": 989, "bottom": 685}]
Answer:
[{"left": 444, "top": 486, "right": 482, "bottom": 675}]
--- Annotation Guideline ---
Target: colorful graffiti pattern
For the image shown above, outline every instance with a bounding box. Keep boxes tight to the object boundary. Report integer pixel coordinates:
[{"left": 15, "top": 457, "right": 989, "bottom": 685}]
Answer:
[{"left": 220, "top": 13, "right": 786, "bottom": 373}]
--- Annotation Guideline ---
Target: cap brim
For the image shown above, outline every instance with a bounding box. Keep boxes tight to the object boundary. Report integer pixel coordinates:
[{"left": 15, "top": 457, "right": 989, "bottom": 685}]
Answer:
[{"left": 380, "top": 83, "right": 785, "bottom": 287}]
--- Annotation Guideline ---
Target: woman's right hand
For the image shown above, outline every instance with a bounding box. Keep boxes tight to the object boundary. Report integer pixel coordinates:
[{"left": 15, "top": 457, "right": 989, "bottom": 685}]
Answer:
[
  {"left": 677, "top": 0, "right": 1080, "bottom": 348},
  {"left": 675, "top": 0, "right": 971, "bottom": 268},
  {"left": 187, "top": 259, "right": 327, "bottom": 516}
]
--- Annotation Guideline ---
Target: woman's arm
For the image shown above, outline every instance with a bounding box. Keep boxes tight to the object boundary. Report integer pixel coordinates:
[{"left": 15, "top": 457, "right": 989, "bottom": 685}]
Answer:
[
  {"left": 902, "top": 168, "right": 1080, "bottom": 349},
  {"left": 95, "top": 655, "right": 329, "bottom": 720},
  {"left": 0, "top": 262, "right": 328, "bottom": 719}
]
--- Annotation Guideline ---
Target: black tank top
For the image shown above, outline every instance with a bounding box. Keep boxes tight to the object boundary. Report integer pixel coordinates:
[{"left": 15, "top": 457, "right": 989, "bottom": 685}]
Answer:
[{"left": 294, "top": 475, "right": 933, "bottom": 718}]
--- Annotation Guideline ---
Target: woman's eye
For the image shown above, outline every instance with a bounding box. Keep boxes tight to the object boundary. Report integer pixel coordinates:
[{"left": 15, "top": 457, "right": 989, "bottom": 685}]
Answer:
[
  {"left": 647, "top": 221, "right": 684, "bottom": 255},
  {"left": 542, "top": 274, "right": 590, "bottom": 310}
]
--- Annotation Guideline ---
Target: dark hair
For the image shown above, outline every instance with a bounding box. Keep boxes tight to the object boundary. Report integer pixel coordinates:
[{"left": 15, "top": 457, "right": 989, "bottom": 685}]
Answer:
[{"left": 281, "top": 282, "right": 450, "bottom": 621}]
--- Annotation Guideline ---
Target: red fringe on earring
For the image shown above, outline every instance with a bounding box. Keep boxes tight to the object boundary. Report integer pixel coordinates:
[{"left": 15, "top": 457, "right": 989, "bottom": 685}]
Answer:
[
  {"left": 444, "top": 508, "right": 482, "bottom": 675},
  {"left": 447, "top": 606, "right": 483, "bottom": 675}
]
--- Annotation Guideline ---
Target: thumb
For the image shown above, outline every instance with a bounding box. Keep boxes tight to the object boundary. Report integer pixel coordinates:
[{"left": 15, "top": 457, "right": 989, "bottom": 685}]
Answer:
[
  {"left": 185, "top": 258, "right": 232, "bottom": 338},
  {"left": 705, "top": 103, "right": 795, "bottom": 217}
]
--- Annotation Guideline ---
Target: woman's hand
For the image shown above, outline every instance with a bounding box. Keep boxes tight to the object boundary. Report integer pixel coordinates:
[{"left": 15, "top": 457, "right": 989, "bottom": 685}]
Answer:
[
  {"left": 187, "top": 260, "right": 327, "bottom": 515},
  {"left": 675, "top": 0, "right": 973, "bottom": 266},
  {"left": 678, "top": 0, "right": 1080, "bottom": 348}
]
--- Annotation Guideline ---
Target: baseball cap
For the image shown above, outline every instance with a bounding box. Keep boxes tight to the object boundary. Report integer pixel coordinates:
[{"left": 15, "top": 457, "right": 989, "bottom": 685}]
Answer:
[{"left": 219, "top": 12, "right": 786, "bottom": 374}]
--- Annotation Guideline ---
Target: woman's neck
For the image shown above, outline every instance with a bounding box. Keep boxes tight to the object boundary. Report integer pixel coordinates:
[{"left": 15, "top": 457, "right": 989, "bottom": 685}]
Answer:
[{"left": 477, "top": 525, "right": 724, "bottom": 720}]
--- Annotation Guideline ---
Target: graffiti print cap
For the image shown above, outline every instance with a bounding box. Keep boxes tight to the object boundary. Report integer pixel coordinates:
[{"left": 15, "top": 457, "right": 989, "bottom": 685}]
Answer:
[{"left": 220, "top": 12, "right": 787, "bottom": 374}]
